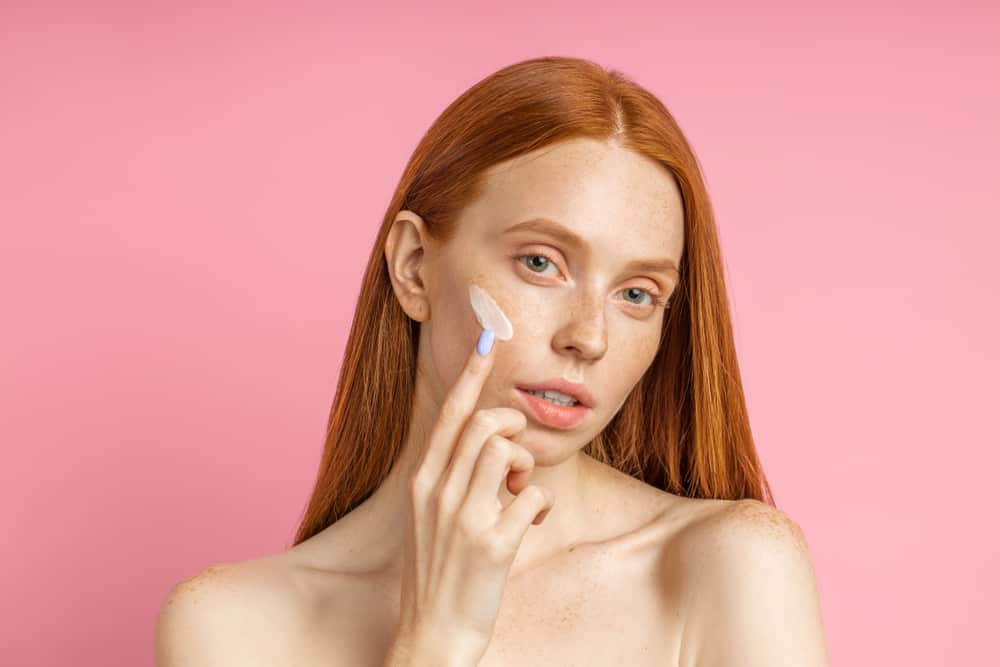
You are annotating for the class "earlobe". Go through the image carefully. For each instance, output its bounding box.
[384,210,432,322]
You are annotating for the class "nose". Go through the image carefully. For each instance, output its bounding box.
[552,292,608,361]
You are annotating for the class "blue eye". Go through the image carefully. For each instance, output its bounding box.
[517,254,671,310]
[620,287,670,309]
[517,254,560,276]
[622,287,654,306]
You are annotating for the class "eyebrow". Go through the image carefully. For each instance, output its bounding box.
[502,217,680,277]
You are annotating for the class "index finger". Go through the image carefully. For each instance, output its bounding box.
[417,328,497,481]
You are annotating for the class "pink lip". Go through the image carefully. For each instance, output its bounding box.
[514,378,595,408]
[514,387,591,430]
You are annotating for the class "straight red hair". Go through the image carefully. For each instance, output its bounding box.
[292,56,774,547]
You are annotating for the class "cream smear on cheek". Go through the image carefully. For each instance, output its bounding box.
[468,283,514,340]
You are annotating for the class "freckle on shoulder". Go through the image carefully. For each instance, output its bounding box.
[178,563,230,586]
[168,555,287,603]
[165,562,238,604]
[703,498,810,557]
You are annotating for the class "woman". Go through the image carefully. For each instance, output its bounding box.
[156,56,829,666]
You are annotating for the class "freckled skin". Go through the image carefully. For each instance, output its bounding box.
[164,565,228,607]
[357,136,696,661]
[720,498,812,559]
[400,136,688,596]
[158,138,824,665]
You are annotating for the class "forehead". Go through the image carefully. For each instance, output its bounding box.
[463,137,684,259]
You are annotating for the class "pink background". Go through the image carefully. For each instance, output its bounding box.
[3,2,997,665]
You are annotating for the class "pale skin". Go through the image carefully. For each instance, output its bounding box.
[155,137,830,666]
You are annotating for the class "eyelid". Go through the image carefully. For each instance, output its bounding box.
[517,247,568,277]
[517,250,664,301]
[520,245,565,264]
[516,255,667,313]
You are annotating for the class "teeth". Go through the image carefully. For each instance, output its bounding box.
[526,388,579,406]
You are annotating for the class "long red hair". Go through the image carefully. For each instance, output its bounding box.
[292,56,774,547]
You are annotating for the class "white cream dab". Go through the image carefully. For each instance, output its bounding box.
[468,283,513,341]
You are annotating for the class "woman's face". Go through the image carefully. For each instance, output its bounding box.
[408,137,684,466]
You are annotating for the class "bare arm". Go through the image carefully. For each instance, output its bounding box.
[679,500,831,667]
[154,562,470,667]
[154,563,283,667]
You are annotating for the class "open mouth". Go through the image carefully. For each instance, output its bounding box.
[514,387,591,429]
[519,387,581,406]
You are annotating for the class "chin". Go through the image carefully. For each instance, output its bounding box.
[515,433,585,468]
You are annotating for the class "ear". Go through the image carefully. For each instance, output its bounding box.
[384,209,433,322]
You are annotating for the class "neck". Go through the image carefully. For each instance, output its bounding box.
[357,381,600,579]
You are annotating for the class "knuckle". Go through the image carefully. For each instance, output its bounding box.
[457,510,481,538]
[483,436,510,460]
[512,442,535,467]
[436,484,462,517]
[481,534,511,564]
[470,410,497,431]
[501,407,528,428]
[526,485,548,505]
[408,473,431,502]
[439,398,467,423]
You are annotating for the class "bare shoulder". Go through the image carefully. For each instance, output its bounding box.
[679,498,811,559]
[671,499,830,667]
[154,555,304,666]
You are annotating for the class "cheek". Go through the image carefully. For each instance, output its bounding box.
[468,271,529,330]
[425,278,480,383]
[630,331,662,372]
[604,330,661,395]
[468,271,557,346]
[636,330,662,364]
[428,272,524,381]
[463,274,538,386]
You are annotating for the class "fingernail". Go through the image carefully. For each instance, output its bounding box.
[476,329,495,355]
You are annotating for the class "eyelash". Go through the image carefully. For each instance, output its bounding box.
[515,253,672,309]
